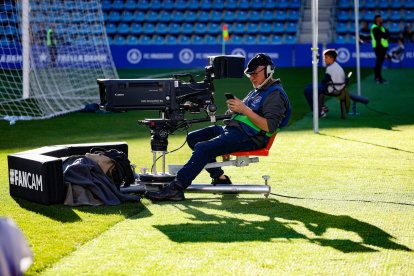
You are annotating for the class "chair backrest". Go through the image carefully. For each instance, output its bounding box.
[230,133,278,157]
[329,71,352,97]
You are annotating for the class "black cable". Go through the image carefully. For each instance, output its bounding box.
[364,104,391,115]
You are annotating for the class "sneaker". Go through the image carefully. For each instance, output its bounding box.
[322,105,329,113]
[211,175,232,185]
[319,111,327,118]
[145,180,185,201]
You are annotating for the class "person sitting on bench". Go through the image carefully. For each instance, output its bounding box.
[145,53,292,201]
[303,49,346,118]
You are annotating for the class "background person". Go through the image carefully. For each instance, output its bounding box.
[303,49,346,118]
[402,23,414,43]
[359,20,371,43]
[370,14,389,84]
[145,54,291,201]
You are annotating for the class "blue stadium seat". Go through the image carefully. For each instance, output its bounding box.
[278,0,289,9]
[336,22,348,34]
[165,35,178,44]
[260,23,272,34]
[286,22,298,34]
[238,0,250,9]
[244,35,256,44]
[158,11,171,22]
[156,23,169,34]
[207,23,221,34]
[262,10,274,21]
[246,23,259,34]
[134,11,146,22]
[212,0,225,10]
[169,23,181,35]
[205,35,217,44]
[210,10,223,22]
[390,1,402,9]
[232,22,246,34]
[404,10,414,21]
[200,0,212,10]
[287,10,300,21]
[106,36,112,45]
[172,11,185,22]
[270,35,282,44]
[146,10,159,22]
[140,35,153,45]
[179,35,191,44]
[223,11,236,22]
[337,10,350,22]
[9,13,18,24]
[181,23,194,34]
[101,0,112,11]
[194,23,207,34]
[75,36,89,46]
[3,1,14,11]
[198,11,210,22]
[117,23,130,35]
[78,25,91,35]
[224,0,238,9]
[192,35,204,44]
[175,0,188,10]
[284,35,297,44]
[152,35,164,45]
[251,0,263,10]
[90,36,104,45]
[0,13,8,23]
[124,0,137,10]
[338,0,351,9]
[405,0,414,8]
[126,35,139,45]
[275,10,287,22]
[137,0,150,10]
[113,35,126,45]
[380,10,389,21]
[348,35,356,43]
[55,24,66,35]
[263,0,276,9]
[389,22,401,35]
[0,36,11,46]
[249,10,261,22]
[229,35,243,44]
[105,23,117,35]
[349,24,355,33]
[363,10,375,21]
[235,10,248,21]
[365,1,376,10]
[390,10,402,22]
[3,25,16,36]
[143,23,155,34]
[335,34,348,43]
[149,0,162,10]
[378,0,389,10]
[91,24,103,35]
[187,0,200,10]
[257,35,269,44]
[273,22,285,34]
[112,0,124,10]
[130,23,143,35]
[290,0,301,9]
[108,11,121,22]
[185,11,197,22]
[121,11,134,22]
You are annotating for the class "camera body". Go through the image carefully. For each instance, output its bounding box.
[97,55,245,151]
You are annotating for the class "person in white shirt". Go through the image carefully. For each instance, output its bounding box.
[303,49,346,118]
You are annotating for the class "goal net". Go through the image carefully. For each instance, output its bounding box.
[0,0,118,124]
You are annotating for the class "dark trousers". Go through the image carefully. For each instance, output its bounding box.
[304,83,327,113]
[374,47,387,81]
[177,125,260,188]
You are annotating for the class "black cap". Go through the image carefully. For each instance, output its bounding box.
[245,53,273,74]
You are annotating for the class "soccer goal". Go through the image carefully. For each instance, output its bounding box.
[0,0,118,124]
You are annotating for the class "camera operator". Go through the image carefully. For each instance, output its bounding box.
[145,54,291,201]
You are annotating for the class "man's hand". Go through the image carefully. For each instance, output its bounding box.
[226,98,248,114]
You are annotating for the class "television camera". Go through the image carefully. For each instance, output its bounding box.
[97,55,245,182]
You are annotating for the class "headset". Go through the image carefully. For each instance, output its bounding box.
[256,53,275,78]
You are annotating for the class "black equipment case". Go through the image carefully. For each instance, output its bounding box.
[8,142,128,205]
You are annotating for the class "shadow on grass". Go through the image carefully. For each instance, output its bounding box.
[15,197,143,222]
[154,198,411,253]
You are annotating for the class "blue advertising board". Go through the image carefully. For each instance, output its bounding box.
[1,43,414,69]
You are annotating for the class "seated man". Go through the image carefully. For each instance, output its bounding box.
[303,49,346,118]
[145,53,292,201]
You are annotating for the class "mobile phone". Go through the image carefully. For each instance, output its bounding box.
[225,93,234,100]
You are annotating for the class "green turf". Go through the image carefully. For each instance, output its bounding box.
[1,68,413,275]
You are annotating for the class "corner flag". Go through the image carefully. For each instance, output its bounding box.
[222,24,229,54]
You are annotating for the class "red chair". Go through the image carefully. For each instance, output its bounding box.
[229,133,277,157]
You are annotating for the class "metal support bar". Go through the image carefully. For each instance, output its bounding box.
[186,184,270,194]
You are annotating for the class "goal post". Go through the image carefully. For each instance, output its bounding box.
[0,0,118,124]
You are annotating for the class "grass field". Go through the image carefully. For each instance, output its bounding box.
[1,67,413,275]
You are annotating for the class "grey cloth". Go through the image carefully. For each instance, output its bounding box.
[63,156,140,206]
[0,218,33,276]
